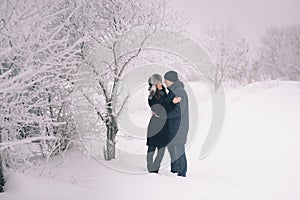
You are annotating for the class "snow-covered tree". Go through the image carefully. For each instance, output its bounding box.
[0,0,90,190]
[200,23,252,89]
[78,0,184,160]
[257,24,300,80]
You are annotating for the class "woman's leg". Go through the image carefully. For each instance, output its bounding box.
[153,147,166,172]
[146,146,156,172]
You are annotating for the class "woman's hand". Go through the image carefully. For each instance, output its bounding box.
[172,96,182,104]
[152,112,160,117]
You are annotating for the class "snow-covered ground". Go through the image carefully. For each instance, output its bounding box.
[1,81,300,200]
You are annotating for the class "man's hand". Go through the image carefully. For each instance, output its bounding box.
[172,96,182,104]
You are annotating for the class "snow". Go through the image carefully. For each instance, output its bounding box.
[1,81,300,200]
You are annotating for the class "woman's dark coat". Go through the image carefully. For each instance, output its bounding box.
[147,87,169,148]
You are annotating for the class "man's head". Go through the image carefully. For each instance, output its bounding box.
[164,70,178,87]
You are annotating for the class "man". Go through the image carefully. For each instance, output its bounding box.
[164,70,189,177]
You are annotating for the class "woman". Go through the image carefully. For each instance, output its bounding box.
[146,74,180,173]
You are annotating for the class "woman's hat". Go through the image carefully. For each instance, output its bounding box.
[148,74,162,86]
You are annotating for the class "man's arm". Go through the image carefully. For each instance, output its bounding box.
[167,88,187,119]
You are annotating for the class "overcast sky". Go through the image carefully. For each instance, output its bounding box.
[167,0,300,45]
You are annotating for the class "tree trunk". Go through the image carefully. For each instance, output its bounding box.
[105,136,116,160]
[0,153,4,193]
[103,112,118,160]
[0,132,4,192]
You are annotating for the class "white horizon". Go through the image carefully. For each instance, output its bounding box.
[168,0,300,46]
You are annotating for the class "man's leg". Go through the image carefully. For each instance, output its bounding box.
[167,144,178,173]
[146,146,156,172]
[175,144,187,177]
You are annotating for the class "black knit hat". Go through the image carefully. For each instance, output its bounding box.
[164,71,178,82]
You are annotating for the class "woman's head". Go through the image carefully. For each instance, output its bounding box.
[148,74,163,89]
[148,74,165,100]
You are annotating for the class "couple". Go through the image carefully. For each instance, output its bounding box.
[146,70,189,177]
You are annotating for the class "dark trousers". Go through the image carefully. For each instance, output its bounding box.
[168,144,187,176]
[146,146,166,172]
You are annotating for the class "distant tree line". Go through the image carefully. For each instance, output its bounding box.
[200,23,300,90]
